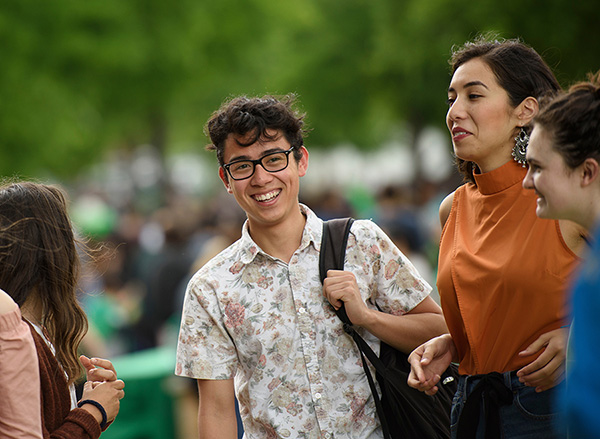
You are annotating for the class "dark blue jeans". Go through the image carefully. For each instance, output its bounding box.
[450,371,566,439]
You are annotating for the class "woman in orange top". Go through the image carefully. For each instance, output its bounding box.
[407,36,586,438]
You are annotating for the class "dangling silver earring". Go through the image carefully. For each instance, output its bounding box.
[512,128,529,167]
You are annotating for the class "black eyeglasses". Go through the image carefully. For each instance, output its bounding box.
[222,147,296,180]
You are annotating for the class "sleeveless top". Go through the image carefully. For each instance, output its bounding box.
[438,160,579,375]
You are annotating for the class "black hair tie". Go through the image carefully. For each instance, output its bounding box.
[77,399,108,430]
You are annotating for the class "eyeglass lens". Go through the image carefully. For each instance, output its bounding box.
[227,150,291,180]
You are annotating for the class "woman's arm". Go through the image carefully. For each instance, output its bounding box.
[0,288,43,439]
[439,191,455,229]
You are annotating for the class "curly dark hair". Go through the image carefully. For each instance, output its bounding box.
[534,71,600,169]
[449,35,561,184]
[205,94,309,167]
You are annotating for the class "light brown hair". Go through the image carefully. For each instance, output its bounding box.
[0,181,88,384]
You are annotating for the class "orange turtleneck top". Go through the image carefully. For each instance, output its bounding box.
[437,160,579,376]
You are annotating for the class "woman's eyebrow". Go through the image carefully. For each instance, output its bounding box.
[448,80,489,93]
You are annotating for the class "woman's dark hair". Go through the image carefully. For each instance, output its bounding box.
[534,71,600,169]
[205,94,309,167]
[449,35,561,184]
[0,181,88,384]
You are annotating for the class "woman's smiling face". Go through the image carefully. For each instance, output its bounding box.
[523,125,581,221]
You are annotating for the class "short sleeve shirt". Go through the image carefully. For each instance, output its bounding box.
[175,205,431,439]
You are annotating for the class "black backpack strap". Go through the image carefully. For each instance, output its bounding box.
[319,218,387,368]
[319,218,354,282]
[319,218,354,325]
[319,218,391,439]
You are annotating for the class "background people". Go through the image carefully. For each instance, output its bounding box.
[175,95,447,438]
[522,72,600,437]
[407,36,585,438]
[0,181,125,438]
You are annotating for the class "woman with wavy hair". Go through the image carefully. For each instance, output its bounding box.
[0,181,124,438]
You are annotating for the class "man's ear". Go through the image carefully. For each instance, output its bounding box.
[297,146,309,177]
[581,158,600,187]
[516,97,539,126]
[219,167,233,193]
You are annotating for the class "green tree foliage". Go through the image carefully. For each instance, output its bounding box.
[0,0,598,179]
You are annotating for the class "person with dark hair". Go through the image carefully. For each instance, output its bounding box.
[175,94,447,438]
[522,72,600,437]
[407,36,586,438]
[0,181,125,438]
[0,287,42,438]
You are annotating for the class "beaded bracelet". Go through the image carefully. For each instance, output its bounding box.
[77,399,108,430]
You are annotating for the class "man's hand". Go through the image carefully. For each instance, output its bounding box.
[322,270,373,326]
[407,334,457,396]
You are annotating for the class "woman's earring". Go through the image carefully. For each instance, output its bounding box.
[512,128,529,167]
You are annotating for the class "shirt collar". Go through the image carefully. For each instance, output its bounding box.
[238,204,323,265]
[300,204,324,252]
[473,159,527,195]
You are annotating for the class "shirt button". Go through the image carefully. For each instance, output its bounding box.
[314,392,322,399]
[298,307,306,314]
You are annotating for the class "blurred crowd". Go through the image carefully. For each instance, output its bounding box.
[70,147,457,361]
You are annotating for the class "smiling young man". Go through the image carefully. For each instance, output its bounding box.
[175,95,447,439]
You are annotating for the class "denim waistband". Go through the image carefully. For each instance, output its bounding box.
[458,370,519,393]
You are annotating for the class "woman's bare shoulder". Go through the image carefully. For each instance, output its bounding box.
[439,191,456,228]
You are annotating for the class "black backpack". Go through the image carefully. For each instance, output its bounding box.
[319,218,458,439]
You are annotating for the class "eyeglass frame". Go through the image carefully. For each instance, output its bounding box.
[222,146,297,181]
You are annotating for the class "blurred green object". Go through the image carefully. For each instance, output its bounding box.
[70,196,118,239]
[100,345,177,439]
[346,185,377,219]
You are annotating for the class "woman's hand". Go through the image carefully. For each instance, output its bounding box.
[517,327,568,392]
[407,334,457,396]
[80,355,118,383]
[79,379,125,424]
[79,355,125,425]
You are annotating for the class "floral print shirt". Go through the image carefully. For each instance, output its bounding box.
[175,205,431,439]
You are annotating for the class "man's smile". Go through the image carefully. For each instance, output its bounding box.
[253,189,281,202]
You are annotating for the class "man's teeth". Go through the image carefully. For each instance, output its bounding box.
[255,190,279,201]
[454,131,468,136]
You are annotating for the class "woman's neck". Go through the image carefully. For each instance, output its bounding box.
[20,293,44,326]
[474,151,513,175]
